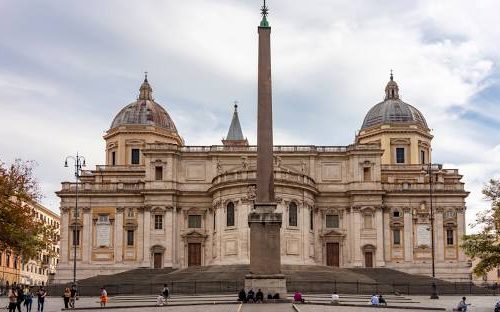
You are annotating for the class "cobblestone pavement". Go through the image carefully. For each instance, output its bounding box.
[240,303,294,311]
[1,295,499,312]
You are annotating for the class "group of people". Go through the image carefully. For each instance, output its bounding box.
[62,285,78,309]
[237,288,266,303]
[369,293,387,306]
[6,284,45,312]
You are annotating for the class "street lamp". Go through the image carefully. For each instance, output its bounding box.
[64,153,86,287]
[422,163,442,300]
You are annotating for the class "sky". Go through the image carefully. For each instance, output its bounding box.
[0,0,499,232]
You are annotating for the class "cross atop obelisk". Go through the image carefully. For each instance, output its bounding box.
[246,0,287,299]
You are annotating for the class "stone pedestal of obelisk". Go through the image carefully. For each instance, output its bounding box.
[244,3,287,299]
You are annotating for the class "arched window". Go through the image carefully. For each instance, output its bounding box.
[289,202,298,227]
[226,202,235,227]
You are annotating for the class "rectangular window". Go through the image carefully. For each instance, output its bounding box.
[396,147,405,164]
[420,150,425,164]
[72,230,80,246]
[393,229,401,245]
[131,148,140,165]
[188,215,202,228]
[13,256,18,269]
[155,166,163,180]
[127,230,134,246]
[98,215,109,222]
[326,215,340,228]
[363,167,371,181]
[310,209,314,231]
[154,215,163,230]
[6,253,10,267]
[446,229,454,245]
[0,252,2,266]
[363,214,373,229]
[111,151,116,166]
[497,267,500,278]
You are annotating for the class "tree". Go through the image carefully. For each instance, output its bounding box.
[0,159,57,261]
[462,179,500,277]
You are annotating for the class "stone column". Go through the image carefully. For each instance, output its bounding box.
[375,208,385,266]
[60,208,70,263]
[82,207,92,263]
[114,207,124,263]
[142,206,151,267]
[403,208,414,262]
[434,209,444,262]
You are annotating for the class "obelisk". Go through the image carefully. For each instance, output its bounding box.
[245,0,287,299]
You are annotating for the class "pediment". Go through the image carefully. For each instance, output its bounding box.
[320,229,345,237]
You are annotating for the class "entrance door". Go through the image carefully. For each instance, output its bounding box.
[364,252,373,268]
[326,243,340,267]
[188,243,202,266]
[153,253,162,269]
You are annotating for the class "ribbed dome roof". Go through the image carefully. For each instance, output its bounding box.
[361,75,428,130]
[110,77,178,133]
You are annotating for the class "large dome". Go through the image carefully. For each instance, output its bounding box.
[361,76,428,130]
[110,77,178,133]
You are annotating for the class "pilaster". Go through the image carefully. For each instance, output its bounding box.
[375,208,385,266]
[82,207,92,263]
[142,206,151,267]
[60,207,70,263]
[435,208,444,262]
[403,207,413,262]
[456,208,467,262]
[114,207,124,263]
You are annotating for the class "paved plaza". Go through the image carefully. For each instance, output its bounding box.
[1,295,499,312]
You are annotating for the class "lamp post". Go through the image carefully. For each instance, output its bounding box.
[422,163,442,299]
[64,153,86,287]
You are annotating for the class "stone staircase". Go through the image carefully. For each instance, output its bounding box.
[60,265,492,296]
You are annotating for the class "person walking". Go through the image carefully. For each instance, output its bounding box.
[99,287,108,308]
[36,287,46,312]
[8,286,17,312]
[16,286,24,312]
[24,289,33,312]
[63,287,71,309]
[69,285,77,309]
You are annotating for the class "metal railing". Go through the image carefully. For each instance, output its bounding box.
[31,280,499,297]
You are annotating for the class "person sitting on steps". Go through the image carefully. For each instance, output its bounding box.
[246,289,255,303]
[238,289,247,303]
[255,289,264,303]
[378,294,387,306]
[293,291,305,304]
[331,291,340,305]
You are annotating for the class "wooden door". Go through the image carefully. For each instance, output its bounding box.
[153,253,162,269]
[326,243,340,267]
[188,243,201,266]
[365,252,373,268]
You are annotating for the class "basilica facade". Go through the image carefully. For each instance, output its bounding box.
[54,72,470,283]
